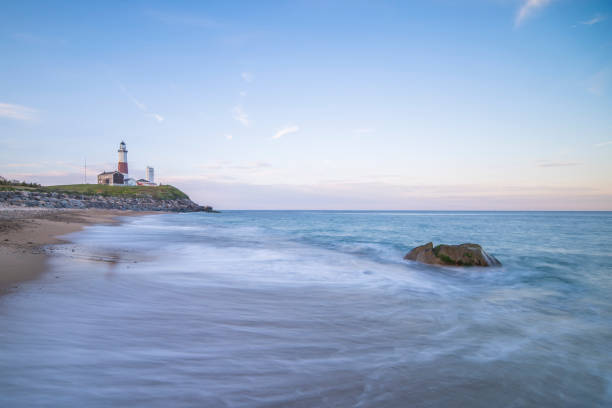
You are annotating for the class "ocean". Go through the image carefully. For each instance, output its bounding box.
[1,211,611,407]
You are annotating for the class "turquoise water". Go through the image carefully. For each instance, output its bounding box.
[1,211,611,407]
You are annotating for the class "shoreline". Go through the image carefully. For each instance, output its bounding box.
[0,207,156,294]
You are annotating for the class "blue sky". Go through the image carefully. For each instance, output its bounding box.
[1,0,611,209]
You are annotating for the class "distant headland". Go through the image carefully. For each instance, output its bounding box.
[0,182,214,212]
[0,141,216,212]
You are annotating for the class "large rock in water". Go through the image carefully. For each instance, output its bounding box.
[404,242,501,267]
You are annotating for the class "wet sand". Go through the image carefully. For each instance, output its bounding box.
[0,207,154,293]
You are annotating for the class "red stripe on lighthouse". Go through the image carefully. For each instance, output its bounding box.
[118,162,128,174]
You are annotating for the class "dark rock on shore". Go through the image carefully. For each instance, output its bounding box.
[0,190,217,213]
[404,242,501,267]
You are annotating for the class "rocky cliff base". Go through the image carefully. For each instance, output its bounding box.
[0,191,214,212]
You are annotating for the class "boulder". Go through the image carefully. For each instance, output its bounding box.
[404,242,501,267]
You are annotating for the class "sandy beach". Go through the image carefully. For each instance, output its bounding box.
[0,207,152,293]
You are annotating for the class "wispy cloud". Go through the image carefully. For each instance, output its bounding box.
[0,162,44,169]
[353,128,375,134]
[0,160,113,173]
[241,72,253,83]
[225,134,233,140]
[595,140,612,147]
[232,105,249,126]
[126,93,146,111]
[581,14,607,26]
[0,102,37,121]
[537,161,582,168]
[119,84,145,109]
[273,125,299,139]
[515,0,553,27]
[119,84,164,123]
[148,113,165,123]
[196,160,271,171]
[230,161,272,170]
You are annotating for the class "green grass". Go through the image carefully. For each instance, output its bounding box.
[0,184,189,200]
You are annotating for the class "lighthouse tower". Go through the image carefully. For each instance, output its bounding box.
[118,141,128,174]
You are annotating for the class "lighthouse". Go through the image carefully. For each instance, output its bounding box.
[118,141,128,174]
